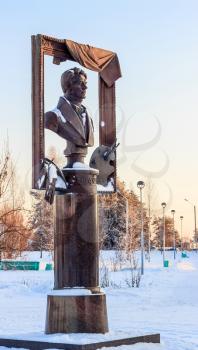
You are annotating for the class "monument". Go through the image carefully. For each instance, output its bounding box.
[0,34,160,349]
[31,35,123,335]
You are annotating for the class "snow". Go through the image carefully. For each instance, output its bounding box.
[48,288,92,296]
[48,164,67,190]
[55,176,67,189]
[0,250,197,349]
[48,163,58,180]
[37,174,45,189]
[63,162,99,173]
[5,251,53,262]
[72,162,91,170]
[97,178,114,192]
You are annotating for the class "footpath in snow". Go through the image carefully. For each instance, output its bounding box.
[0,250,197,350]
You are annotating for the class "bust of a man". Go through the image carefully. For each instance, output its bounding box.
[45,67,94,167]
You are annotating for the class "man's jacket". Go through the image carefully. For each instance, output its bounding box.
[45,97,94,156]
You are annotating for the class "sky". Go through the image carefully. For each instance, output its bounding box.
[0,0,198,238]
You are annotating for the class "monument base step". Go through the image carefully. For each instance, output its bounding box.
[0,333,160,350]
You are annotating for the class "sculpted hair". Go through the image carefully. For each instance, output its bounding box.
[61,67,87,93]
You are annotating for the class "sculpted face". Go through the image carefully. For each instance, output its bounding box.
[67,74,87,103]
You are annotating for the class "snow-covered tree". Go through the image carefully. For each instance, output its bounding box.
[98,191,125,249]
[98,179,149,251]
[152,216,180,249]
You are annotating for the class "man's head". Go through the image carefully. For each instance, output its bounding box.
[61,67,87,103]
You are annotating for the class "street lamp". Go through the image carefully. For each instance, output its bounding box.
[161,202,166,266]
[0,224,5,261]
[180,216,184,251]
[171,210,176,259]
[184,198,197,247]
[137,180,145,275]
[37,228,44,259]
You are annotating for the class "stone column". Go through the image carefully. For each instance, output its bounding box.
[54,169,99,289]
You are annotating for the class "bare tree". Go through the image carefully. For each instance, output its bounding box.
[28,191,54,256]
[0,143,29,259]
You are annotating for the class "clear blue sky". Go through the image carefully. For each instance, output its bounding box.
[1,0,198,238]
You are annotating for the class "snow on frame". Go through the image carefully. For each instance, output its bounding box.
[0,250,198,349]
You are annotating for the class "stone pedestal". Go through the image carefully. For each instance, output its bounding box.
[53,169,99,289]
[45,168,108,334]
[45,292,108,334]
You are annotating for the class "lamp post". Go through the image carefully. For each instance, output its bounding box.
[137,180,145,275]
[180,216,184,251]
[0,224,4,262]
[148,207,151,263]
[184,198,197,248]
[161,202,166,266]
[37,228,44,259]
[171,210,176,259]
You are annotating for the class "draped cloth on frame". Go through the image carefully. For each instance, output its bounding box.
[65,39,121,146]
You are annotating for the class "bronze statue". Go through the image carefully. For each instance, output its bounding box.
[42,67,115,203]
[45,67,94,167]
[44,66,119,190]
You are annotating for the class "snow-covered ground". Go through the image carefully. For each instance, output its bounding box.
[0,250,197,350]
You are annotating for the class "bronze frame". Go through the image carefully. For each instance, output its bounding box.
[32,34,117,191]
